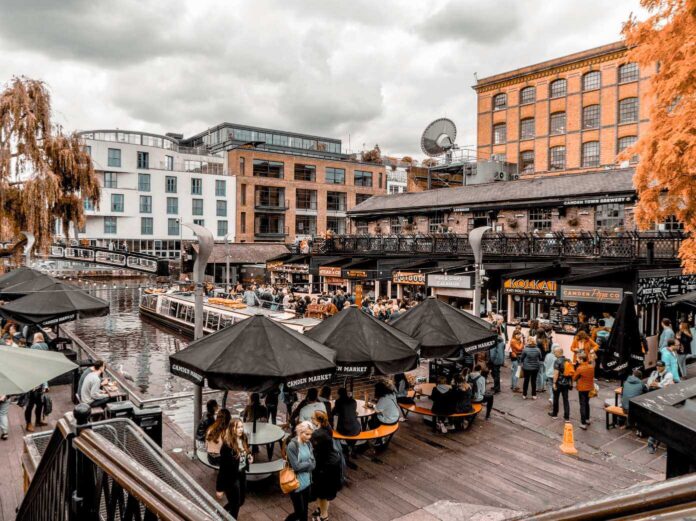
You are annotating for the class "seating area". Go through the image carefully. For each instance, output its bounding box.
[605,405,628,429]
[400,403,482,430]
[332,422,399,442]
[195,448,286,476]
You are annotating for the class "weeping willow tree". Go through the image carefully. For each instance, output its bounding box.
[0,77,100,252]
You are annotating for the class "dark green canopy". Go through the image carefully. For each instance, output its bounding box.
[0,267,41,291]
[0,272,57,300]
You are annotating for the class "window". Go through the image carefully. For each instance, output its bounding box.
[165,176,177,193]
[138,173,151,192]
[582,105,600,129]
[519,150,535,173]
[296,189,317,210]
[327,191,346,211]
[658,216,684,231]
[139,195,152,213]
[240,184,246,205]
[166,197,178,215]
[104,217,117,234]
[618,98,639,124]
[378,172,383,189]
[617,135,639,163]
[168,219,180,236]
[217,220,228,237]
[520,118,535,140]
[528,208,552,231]
[192,199,204,216]
[104,172,117,188]
[549,146,566,170]
[354,170,373,187]
[326,217,346,234]
[296,215,317,236]
[356,220,369,234]
[193,219,204,227]
[255,186,285,208]
[107,148,121,167]
[581,141,600,167]
[520,86,535,105]
[141,217,153,235]
[111,194,124,212]
[191,178,202,195]
[83,198,94,211]
[493,123,507,144]
[253,159,284,178]
[165,155,174,171]
[137,151,149,169]
[240,212,246,233]
[390,217,402,234]
[549,79,567,98]
[491,153,506,162]
[255,214,285,236]
[356,193,372,205]
[618,62,639,83]
[239,157,245,176]
[582,71,601,91]
[294,164,316,182]
[84,145,91,156]
[429,214,445,233]
[550,112,566,134]
[215,180,226,197]
[493,93,507,110]
[326,167,345,184]
[595,203,624,232]
[216,200,227,217]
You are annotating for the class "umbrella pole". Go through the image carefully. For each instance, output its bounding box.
[222,390,228,409]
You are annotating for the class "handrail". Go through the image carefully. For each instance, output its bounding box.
[74,429,217,521]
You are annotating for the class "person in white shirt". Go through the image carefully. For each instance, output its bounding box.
[602,312,615,329]
[647,361,675,389]
[80,360,110,408]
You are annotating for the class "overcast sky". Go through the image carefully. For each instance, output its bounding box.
[0,0,645,159]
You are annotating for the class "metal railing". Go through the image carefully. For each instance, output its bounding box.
[313,231,684,260]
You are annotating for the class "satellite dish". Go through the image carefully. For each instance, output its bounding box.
[421,118,457,157]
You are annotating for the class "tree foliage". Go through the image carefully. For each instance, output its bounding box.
[622,0,696,270]
[361,144,382,163]
[0,77,100,250]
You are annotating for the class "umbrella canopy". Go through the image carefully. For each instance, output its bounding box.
[169,315,336,392]
[306,306,420,376]
[390,297,497,359]
[605,293,643,376]
[0,272,57,300]
[0,345,78,395]
[0,281,109,326]
[0,267,41,291]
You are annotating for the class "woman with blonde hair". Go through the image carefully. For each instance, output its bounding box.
[205,408,231,466]
[310,411,343,521]
[215,418,252,517]
[285,421,316,521]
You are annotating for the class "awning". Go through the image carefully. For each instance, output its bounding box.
[267,254,309,265]
[502,263,568,280]
[663,291,696,309]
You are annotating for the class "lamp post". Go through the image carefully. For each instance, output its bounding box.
[182,222,213,456]
[19,231,35,266]
[468,226,491,317]
[224,232,234,293]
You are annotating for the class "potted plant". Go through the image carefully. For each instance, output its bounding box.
[567,216,580,227]
[506,217,519,230]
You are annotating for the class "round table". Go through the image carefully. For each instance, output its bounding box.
[244,422,285,446]
[414,383,435,398]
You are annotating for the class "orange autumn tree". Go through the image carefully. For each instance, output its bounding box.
[622,0,696,271]
[0,77,100,251]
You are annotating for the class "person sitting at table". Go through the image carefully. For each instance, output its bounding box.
[429,375,453,433]
[242,393,268,424]
[80,359,110,408]
[263,385,280,425]
[291,388,327,425]
[570,331,598,364]
[196,399,219,445]
[449,374,473,431]
[206,408,231,466]
[621,368,646,424]
[368,381,400,431]
[332,387,360,470]
[215,417,252,518]
[318,385,333,418]
[394,373,415,405]
[468,365,495,419]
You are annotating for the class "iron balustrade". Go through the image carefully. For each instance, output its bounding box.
[313,232,684,260]
[49,244,169,275]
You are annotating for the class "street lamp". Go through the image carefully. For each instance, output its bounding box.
[469,226,491,317]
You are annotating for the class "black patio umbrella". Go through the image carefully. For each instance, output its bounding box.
[0,267,41,290]
[604,293,644,377]
[389,297,497,359]
[169,315,336,393]
[0,272,57,300]
[0,281,109,326]
[305,306,420,377]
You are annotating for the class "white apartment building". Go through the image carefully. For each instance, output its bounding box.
[59,130,234,259]
[386,167,408,194]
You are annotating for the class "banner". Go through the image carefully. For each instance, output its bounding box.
[319,266,342,277]
[392,271,426,285]
[559,285,623,304]
[427,274,472,289]
[503,278,557,297]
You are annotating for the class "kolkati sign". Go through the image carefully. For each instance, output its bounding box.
[392,271,426,285]
[559,285,624,304]
[427,274,473,289]
[503,278,557,297]
[319,266,342,277]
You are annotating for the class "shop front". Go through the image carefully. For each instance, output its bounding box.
[319,265,348,293]
[427,273,474,312]
[391,271,426,301]
[267,257,311,292]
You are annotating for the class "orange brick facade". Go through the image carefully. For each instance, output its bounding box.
[474,41,655,175]
[228,149,386,243]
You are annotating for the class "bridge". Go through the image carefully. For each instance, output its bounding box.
[47,244,170,275]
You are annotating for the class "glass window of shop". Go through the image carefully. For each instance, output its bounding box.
[429,214,445,233]
[595,203,624,232]
[529,208,552,232]
[296,215,317,235]
[390,217,402,234]
[327,216,346,234]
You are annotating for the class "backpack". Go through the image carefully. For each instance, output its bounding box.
[42,394,53,416]
[563,359,576,378]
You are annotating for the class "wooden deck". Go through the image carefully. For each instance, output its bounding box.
[2,363,677,521]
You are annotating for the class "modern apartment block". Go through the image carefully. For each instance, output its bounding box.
[474,41,655,175]
[65,130,232,258]
[182,123,387,243]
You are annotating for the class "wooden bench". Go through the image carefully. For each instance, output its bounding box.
[195,449,285,477]
[605,405,628,429]
[332,422,399,448]
[74,393,105,421]
[399,403,482,431]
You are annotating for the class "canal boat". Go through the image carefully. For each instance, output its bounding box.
[139,291,320,335]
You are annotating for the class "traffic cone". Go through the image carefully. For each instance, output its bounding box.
[560,421,578,455]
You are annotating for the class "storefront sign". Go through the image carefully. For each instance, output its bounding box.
[563,195,633,206]
[266,260,283,270]
[325,277,347,285]
[345,269,368,279]
[503,278,557,297]
[269,263,309,274]
[392,271,426,285]
[559,285,623,304]
[453,207,470,213]
[319,266,342,277]
[427,274,473,289]
[636,273,696,305]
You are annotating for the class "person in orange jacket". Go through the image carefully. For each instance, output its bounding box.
[570,331,598,364]
[572,352,595,429]
[509,330,525,392]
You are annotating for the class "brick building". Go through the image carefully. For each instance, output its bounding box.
[474,41,655,175]
[182,123,386,243]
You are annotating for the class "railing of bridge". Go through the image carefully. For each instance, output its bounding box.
[313,231,684,260]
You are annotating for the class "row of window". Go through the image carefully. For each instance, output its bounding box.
[103,148,223,174]
[516,136,638,172]
[199,126,342,154]
[101,194,229,217]
[103,173,226,196]
[103,217,229,237]
[249,160,383,188]
[492,63,640,109]
[239,184,371,210]
[492,98,639,144]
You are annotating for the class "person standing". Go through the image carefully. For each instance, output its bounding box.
[573,352,595,429]
[468,365,494,419]
[519,338,543,400]
[570,331,598,364]
[215,418,252,518]
[676,321,692,379]
[659,318,675,350]
[310,411,343,521]
[509,330,524,392]
[488,334,505,394]
[285,421,316,521]
[549,348,572,421]
[543,345,560,403]
[332,387,360,470]
[660,339,681,384]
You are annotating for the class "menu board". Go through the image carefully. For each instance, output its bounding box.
[550,301,579,334]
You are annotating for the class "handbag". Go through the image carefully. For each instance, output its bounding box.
[515,365,524,379]
[589,383,599,399]
[279,459,300,494]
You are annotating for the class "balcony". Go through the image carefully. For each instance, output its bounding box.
[255,198,290,212]
[254,226,289,239]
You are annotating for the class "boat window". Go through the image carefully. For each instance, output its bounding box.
[176,304,187,320]
[184,305,194,323]
[220,316,235,329]
[205,312,220,330]
[168,301,179,317]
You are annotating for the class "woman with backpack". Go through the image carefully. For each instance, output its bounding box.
[549,346,572,421]
[310,411,344,521]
